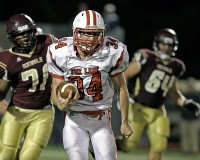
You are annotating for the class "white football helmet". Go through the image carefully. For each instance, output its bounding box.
[73,10,106,53]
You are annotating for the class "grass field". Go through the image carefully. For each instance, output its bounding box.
[39,145,200,160]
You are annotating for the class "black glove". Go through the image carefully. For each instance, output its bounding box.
[183,99,200,116]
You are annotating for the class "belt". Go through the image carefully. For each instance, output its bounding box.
[69,110,106,120]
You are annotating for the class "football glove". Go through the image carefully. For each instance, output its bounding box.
[183,99,200,116]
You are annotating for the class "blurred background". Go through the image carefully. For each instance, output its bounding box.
[1,0,200,78]
[1,0,200,157]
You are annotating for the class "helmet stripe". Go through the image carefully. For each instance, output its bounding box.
[92,10,97,26]
[85,10,90,26]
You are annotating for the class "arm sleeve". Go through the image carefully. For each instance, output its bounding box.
[46,46,65,80]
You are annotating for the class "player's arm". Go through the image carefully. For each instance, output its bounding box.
[124,60,141,82]
[124,49,147,82]
[111,72,133,139]
[168,79,200,116]
[0,99,8,115]
[0,79,10,101]
[50,77,64,108]
[49,34,58,43]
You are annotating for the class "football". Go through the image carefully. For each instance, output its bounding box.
[56,82,78,99]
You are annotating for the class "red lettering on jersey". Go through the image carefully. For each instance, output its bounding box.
[84,67,99,74]
[71,69,82,75]
[55,38,67,49]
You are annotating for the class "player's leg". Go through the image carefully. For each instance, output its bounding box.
[0,107,26,160]
[19,106,55,160]
[86,92,120,160]
[88,110,118,160]
[146,107,170,160]
[116,102,146,152]
[63,111,91,160]
[63,124,90,160]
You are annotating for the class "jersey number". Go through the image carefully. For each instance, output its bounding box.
[69,72,103,102]
[21,64,49,92]
[144,70,175,97]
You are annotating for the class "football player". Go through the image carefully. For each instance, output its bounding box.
[117,28,200,160]
[0,13,57,160]
[46,10,133,160]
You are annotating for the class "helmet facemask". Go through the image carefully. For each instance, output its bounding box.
[153,28,178,60]
[72,10,106,55]
[74,28,105,53]
[8,29,37,53]
[6,13,37,53]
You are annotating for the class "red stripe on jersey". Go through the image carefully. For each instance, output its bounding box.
[92,10,97,25]
[109,49,124,75]
[86,10,90,26]
[49,50,64,73]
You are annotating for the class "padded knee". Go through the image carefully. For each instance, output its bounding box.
[0,145,17,160]
[152,136,168,153]
[20,143,42,160]
[156,116,170,137]
[150,116,170,153]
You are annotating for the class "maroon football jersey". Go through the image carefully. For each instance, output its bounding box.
[0,34,54,109]
[133,49,185,109]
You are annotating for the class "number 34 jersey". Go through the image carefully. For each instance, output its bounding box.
[133,49,185,109]
[47,37,129,111]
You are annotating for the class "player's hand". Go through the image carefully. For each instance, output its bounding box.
[183,99,200,116]
[120,122,133,139]
[0,100,8,115]
[57,90,79,110]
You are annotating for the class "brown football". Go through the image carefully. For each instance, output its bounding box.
[56,82,78,99]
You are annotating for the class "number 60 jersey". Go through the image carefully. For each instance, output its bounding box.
[47,37,129,111]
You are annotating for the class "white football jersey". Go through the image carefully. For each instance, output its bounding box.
[47,36,129,111]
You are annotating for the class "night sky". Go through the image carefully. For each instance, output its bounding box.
[1,0,200,78]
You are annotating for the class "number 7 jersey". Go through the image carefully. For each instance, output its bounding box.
[47,37,129,111]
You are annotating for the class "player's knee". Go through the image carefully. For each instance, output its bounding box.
[116,138,138,152]
[156,116,170,137]
[67,148,88,159]
[152,136,167,153]
[151,116,169,153]
[0,145,17,160]
[20,143,42,160]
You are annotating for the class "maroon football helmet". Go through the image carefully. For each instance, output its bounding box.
[6,13,37,52]
[153,28,178,57]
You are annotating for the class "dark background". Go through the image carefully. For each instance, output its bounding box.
[1,0,200,78]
